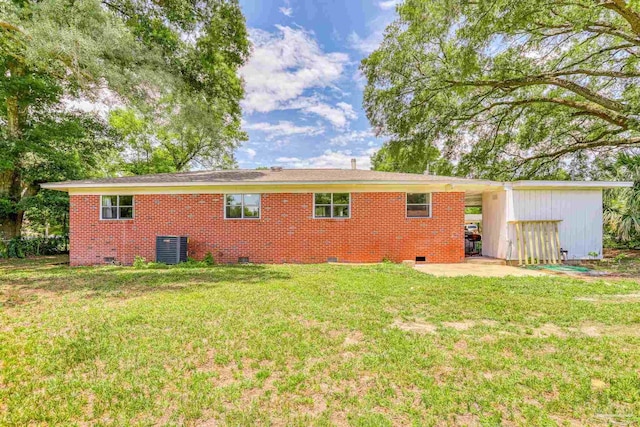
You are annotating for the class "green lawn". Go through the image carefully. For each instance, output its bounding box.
[1,257,640,426]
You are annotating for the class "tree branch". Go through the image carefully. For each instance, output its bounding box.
[523,136,640,162]
[547,69,640,78]
[597,0,640,36]
[558,43,636,70]
[469,97,630,128]
[445,75,626,112]
[584,24,640,45]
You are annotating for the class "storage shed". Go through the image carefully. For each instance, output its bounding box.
[481,181,630,262]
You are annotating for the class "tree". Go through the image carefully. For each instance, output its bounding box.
[361,0,640,179]
[602,153,640,246]
[109,93,241,175]
[22,190,70,237]
[371,139,453,175]
[1,0,249,238]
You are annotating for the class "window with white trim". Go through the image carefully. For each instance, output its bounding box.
[406,193,431,218]
[101,195,134,219]
[314,193,350,218]
[225,194,261,219]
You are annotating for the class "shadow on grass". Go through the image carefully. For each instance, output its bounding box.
[0,254,70,271]
[2,258,292,299]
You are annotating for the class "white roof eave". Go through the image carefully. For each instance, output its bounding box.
[41,179,503,190]
[507,181,634,190]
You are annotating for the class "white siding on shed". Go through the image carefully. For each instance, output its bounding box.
[509,189,603,260]
[481,191,509,259]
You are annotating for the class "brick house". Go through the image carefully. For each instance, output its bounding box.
[42,168,632,266]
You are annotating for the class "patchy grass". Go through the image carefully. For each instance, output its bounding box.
[589,249,640,278]
[1,257,640,426]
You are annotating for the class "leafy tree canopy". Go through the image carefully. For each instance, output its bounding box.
[362,0,640,179]
[371,139,453,175]
[108,93,240,176]
[599,152,640,246]
[0,0,249,237]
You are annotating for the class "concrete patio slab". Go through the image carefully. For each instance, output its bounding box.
[415,263,549,278]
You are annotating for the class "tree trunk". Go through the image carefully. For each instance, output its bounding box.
[1,64,27,240]
[1,212,23,240]
[0,169,24,240]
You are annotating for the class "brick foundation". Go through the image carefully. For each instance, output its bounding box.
[69,192,465,265]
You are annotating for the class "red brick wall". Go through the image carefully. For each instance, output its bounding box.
[69,192,465,265]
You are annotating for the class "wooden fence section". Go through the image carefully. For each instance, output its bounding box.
[509,220,562,266]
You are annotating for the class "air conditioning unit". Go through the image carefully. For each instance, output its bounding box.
[155,236,188,264]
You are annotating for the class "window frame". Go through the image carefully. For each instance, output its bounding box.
[224,193,261,220]
[405,193,432,219]
[100,195,135,220]
[313,193,351,219]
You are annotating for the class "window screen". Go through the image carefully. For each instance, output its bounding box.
[406,193,431,218]
[101,195,134,219]
[314,193,350,218]
[225,194,261,219]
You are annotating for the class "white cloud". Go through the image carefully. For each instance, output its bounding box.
[329,129,375,146]
[279,6,293,16]
[337,102,357,118]
[243,148,257,159]
[275,149,376,169]
[352,69,367,90]
[347,10,397,54]
[347,31,383,54]
[275,156,301,163]
[303,102,356,128]
[281,97,357,129]
[240,26,349,114]
[378,0,400,10]
[245,120,324,139]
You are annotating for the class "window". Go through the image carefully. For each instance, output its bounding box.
[314,193,350,218]
[225,194,260,219]
[406,193,431,218]
[101,195,134,219]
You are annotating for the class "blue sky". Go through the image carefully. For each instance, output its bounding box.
[236,0,400,169]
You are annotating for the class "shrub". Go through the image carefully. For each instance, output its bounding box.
[203,251,216,266]
[613,253,629,264]
[1,236,68,258]
[133,256,147,269]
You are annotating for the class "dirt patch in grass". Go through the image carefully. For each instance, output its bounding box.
[603,249,640,259]
[531,323,569,338]
[393,319,501,334]
[394,318,640,339]
[529,322,640,338]
[442,320,499,330]
[442,321,476,331]
[579,323,640,337]
[343,331,363,346]
[391,319,437,334]
[451,413,481,426]
[576,292,640,303]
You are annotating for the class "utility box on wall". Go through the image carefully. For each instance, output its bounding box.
[156,236,188,264]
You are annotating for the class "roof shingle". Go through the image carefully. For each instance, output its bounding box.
[43,168,497,187]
